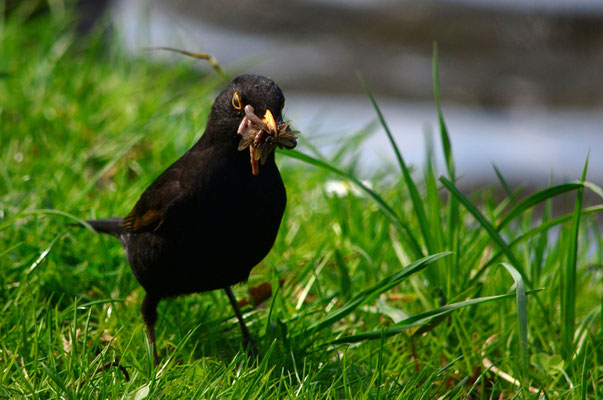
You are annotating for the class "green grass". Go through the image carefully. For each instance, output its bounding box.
[1,6,602,399]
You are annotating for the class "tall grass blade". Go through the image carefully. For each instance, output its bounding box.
[306,252,451,335]
[440,176,527,284]
[282,149,424,258]
[329,290,541,345]
[470,204,603,285]
[358,73,433,254]
[492,163,514,200]
[501,262,529,387]
[497,183,582,230]
[424,142,444,286]
[41,363,75,399]
[334,250,352,299]
[580,340,588,400]
[561,157,588,360]
[532,175,554,283]
[146,47,228,78]
[583,181,603,199]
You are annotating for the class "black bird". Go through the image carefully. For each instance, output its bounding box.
[85,74,297,363]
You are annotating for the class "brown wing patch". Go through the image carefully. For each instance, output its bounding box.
[122,209,163,232]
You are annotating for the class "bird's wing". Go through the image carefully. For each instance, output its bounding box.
[122,147,213,233]
[122,173,183,233]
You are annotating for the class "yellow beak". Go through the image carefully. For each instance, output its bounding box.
[263,109,278,138]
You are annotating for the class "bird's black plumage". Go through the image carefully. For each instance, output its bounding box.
[85,74,296,362]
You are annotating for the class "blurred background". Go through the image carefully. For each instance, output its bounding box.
[39,0,603,185]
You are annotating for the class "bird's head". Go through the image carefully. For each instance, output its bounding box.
[206,74,297,174]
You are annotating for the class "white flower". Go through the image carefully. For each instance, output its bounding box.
[324,179,372,197]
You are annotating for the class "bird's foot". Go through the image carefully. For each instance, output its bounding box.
[243,334,259,359]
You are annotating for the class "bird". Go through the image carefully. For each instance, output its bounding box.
[84,74,297,364]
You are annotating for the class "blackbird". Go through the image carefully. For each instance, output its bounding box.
[85,74,297,363]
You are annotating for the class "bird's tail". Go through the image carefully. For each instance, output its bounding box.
[86,217,125,237]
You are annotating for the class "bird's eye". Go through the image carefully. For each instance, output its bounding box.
[232,92,242,110]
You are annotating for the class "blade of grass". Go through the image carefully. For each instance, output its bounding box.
[583,181,603,199]
[146,47,227,78]
[440,176,528,285]
[496,183,582,230]
[561,156,588,360]
[41,363,75,399]
[412,285,481,337]
[424,134,444,287]
[329,290,541,345]
[282,149,423,258]
[580,340,588,400]
[532,175,554,284]
[334,250,352,299]
[358,72,433,255]
[501,262,529,387]
[492,163,514,200]
[306,252,451,335]
[470,204,603,286]
[294,247,330,310]
[0,208,92,231]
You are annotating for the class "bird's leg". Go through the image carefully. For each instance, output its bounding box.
[224,286,258,357]
[141,294,160,365]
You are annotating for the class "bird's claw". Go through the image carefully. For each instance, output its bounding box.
[244,334,259,359]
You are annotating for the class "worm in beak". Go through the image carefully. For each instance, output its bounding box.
[237,105,298,175]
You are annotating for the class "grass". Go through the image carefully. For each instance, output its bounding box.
[1,6,602,399]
